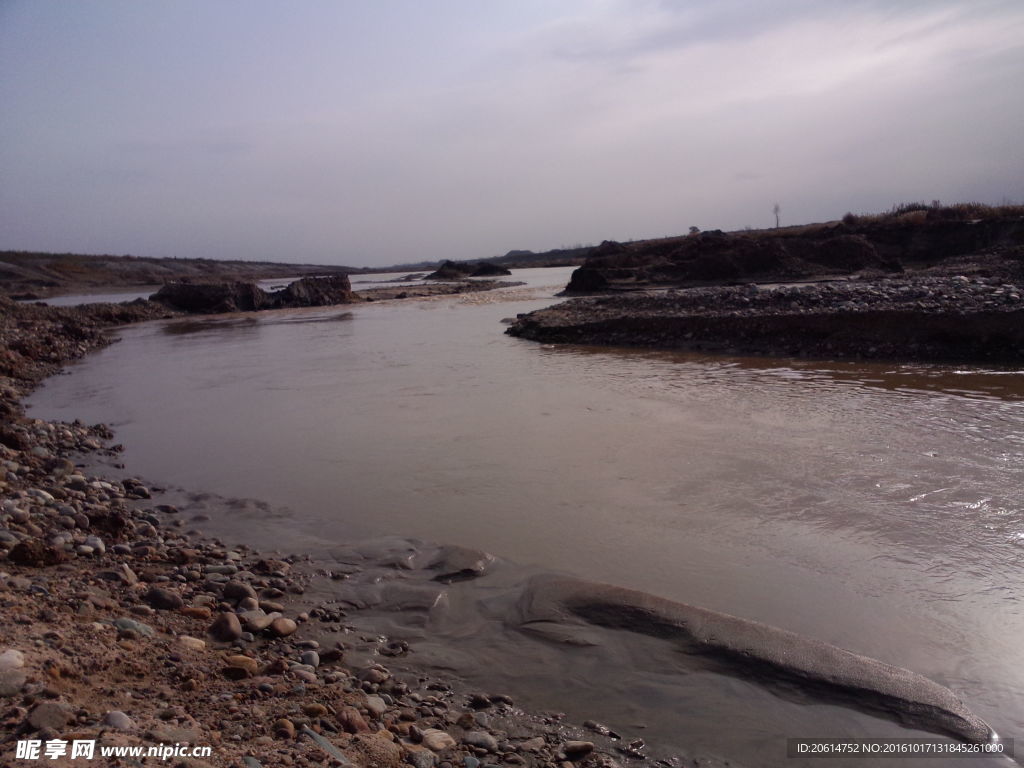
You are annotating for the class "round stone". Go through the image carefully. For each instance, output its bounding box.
[102,710,135,731]
[268,617,297,637]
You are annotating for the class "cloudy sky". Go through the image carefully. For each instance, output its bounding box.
[1,1,1022,267]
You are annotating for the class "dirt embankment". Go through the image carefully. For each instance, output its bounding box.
[1,295,678,767]
[562,215,1024,294]
[508,209,1024,363]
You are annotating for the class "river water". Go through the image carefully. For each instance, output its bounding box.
[27,267,1024,765]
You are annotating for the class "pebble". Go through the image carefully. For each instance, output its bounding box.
[238,596,260,611]
[300,650,320,668]
[177,635,206,651]
[113,617,154,637]
[0,669,26,696]
[463,731,499,752]
[223,580,258,601]
[209,612,243,642]
[421,728,457,751]
[269,617,297,637]
[407,748,438,768]
[239,609,276,632]
[0,649,25,671]
[364,694,387,718]
[144,586,184,610]
[519,737,545,753]
[27,701,72,731]
[273,718,296,739]
[337,705,370,734]
[224,654,259,677]
[102,710,135,730]
[562,741,595,757]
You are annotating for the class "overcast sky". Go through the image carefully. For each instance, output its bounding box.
[1,1,1022,267]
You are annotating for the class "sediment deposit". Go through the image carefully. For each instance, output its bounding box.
[508,275,1024,363]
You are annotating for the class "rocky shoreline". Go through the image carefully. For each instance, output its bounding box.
[1,296,687,767]
[506,274,1024,364]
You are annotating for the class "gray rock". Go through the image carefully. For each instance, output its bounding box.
[0,669,26,697]
[0,649,25,672]
[113,617,154,637]
[103,710,135,731]
[27,701,72,731]
[84,535,105,554]
[407,750,437,768]
[239,610,276,632]
[237,596,260,612]
[464,731,499,752]
[0,529,20,545]
[421,729,456,752]
[363,695,386,718]
[300,650,320,668]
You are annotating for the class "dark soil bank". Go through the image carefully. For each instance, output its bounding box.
[507,275,1024,364]
[562,214,1024,293]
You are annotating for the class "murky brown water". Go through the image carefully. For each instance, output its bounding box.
[28,267,1024,765]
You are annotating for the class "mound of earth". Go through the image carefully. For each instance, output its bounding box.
[426,261,512,279]
[564,216,1024,294]
[150,275,356,313]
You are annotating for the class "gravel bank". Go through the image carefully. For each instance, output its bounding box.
[507,275,1024,364]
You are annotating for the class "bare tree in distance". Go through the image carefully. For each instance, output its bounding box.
[773,202,781,229]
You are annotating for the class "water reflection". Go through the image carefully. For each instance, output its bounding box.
[162,310,354,337]
[162,316,261,336]
[536,343,1024,401]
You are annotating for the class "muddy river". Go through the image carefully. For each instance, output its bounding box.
[27,267,1024,765]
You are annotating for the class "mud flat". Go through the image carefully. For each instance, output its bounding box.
[507,275,1024,364]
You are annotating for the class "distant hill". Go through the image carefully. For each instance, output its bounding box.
[379,245,592,274]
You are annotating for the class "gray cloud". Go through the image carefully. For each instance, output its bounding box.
[1,1,1022,265]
